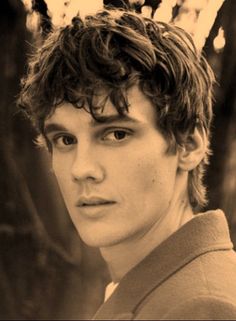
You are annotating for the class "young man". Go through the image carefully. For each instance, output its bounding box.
[19,8,236,320]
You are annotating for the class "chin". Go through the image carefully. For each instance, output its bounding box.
[79,235,118,248]
[77,229,127,248]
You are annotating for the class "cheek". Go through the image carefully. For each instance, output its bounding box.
[52,156,64,181]
[124,154,178,201]
[134,157,163,188]
[52,155,73,196]
[135,161,157,191]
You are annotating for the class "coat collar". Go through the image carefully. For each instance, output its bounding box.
[93,210,233,320]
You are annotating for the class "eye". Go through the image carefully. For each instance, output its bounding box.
[51,134,77,150]
[60,135,75,145]
[103,129,131,142]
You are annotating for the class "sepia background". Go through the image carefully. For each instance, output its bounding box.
[0,0,236,319]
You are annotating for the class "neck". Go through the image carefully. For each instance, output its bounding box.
[100,190,194,283]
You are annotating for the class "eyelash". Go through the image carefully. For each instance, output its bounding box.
[101,128,133,143]
[50,134,77,149]
[48,127,133,151]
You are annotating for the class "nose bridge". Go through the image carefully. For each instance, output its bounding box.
[71,138,104,182]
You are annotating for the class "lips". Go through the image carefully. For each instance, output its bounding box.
[76,197,116,207]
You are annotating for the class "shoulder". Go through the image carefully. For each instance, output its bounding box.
[134,250,236,319]
[135,290,236,320]
[162,295,236,320]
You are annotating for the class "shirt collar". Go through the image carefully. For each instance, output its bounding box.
[104,282,119,302]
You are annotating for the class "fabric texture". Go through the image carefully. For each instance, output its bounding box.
[93,210,236,320]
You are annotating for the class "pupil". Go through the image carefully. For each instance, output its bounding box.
[114,131,125,140]
[63,136,73,145]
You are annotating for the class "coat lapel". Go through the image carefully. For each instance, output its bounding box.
[93,210,233,320]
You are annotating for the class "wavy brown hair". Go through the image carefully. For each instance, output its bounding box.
[18,8,215,210]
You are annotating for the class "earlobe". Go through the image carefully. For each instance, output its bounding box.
[178,127,207,171]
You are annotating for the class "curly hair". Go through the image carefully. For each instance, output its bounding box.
[18,8,215,210]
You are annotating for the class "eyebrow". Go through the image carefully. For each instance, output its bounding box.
[44,114,139,135]
[43,124,69,136]
[90,114,139,125]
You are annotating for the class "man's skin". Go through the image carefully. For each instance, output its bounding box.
[44,85,206,282]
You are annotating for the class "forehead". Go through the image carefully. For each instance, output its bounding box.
[44,85,157,129]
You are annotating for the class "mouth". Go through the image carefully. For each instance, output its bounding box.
[76,197,116,207]
[79,202,115,207]
[75,197,116,218]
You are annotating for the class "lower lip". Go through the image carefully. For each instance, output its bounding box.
[77,203,116,218]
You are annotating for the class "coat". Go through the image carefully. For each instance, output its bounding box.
[93,210,236,320]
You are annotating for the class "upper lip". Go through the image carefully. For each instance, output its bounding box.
[76,196,116,207]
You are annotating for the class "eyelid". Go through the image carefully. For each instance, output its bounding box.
[45,130,65,139]
[46,131,73,140]
[47,132,77,149]
[100,126,133,135]
[100,127,134,142]
[100,126,134,133]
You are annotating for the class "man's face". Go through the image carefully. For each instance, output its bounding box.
[44,86,180,248]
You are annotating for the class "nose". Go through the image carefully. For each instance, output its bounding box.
[71,144,105,184]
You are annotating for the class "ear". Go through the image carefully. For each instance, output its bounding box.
[177,127,207,171]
